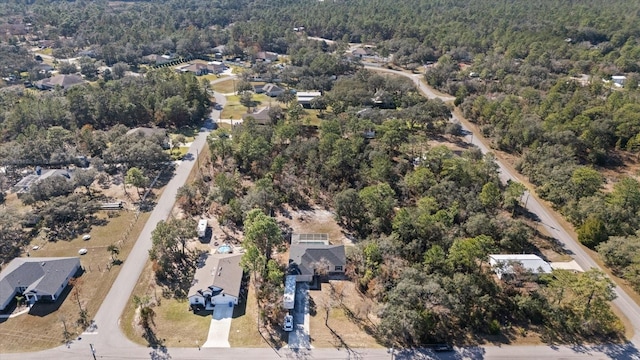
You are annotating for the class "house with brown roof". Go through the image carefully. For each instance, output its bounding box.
[188,252,244,311]
[34,74,86,90]
[0,257,81,311]
[256,51,278,62]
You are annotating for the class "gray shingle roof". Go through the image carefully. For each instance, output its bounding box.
[188,253,244,299]
[0,257,81,309]
[289,244,345,276]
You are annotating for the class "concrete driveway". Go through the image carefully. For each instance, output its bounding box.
[287,283,311,349]
[202,305,233,348]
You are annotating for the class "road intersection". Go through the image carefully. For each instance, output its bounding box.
[4,71,640,359]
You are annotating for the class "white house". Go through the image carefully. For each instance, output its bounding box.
[489,254,552,280]
[188,252,244,311]
[296,91,322,108]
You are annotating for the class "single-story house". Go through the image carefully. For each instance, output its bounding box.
[296,91,322,108]
[242,106,273,125]
[142,54,177,66]
[256,51,278,62]
[126,127,170,149]
[12,167,72,194]
[259,83,285,97]
[188,252,244,311]
[288,234,345,286]
[178,63,210,76]
[207,61,227,74]
[489,254,552,280]
[0,257,81,311]
[34,74,86,90]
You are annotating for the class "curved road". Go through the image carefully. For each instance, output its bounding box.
[4,69,640,359]
[366,65,640,350]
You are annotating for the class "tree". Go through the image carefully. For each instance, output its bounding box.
[577,216,608,248]
[479,182,501,210]
[243,209,283,261]
[73,168,98,197]
[240,91,255,112]
[107,244,120,263]
[359,183,396,234]
[570,167,603,200]
[125,167,149,200]
[334,188,367,234]
[503,180,526,213]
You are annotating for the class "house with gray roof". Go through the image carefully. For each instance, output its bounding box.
[188,252,244,311]
[288,237,346,286]
[0,257,81,311]
[12,167,72,195]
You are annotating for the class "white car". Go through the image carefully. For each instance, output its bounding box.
[78,248,88,255]
[32,245,40,250]
[283,314,294,332]
[82,234,91,241]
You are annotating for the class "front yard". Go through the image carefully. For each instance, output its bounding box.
[0,210,151,353]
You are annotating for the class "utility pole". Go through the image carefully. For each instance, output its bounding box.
[89,343,96,360]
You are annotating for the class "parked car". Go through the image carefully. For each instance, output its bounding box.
[283,314,294,332]
[82,234,91,241]
[78,248,88,255]
[432,344,453,352]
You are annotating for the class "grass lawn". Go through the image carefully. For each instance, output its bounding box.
[221,93,276,120]
[169,128,198,143]
[308,281,382,349]
[228,283,270,347]
[0,210,151,353]
[210,79,237,94]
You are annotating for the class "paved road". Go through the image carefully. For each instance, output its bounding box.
[365,65,640,350]
[4,70,640,359]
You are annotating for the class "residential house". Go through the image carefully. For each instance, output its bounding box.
[142,54,177,66]
[288,234,346,287]
[0,257,81,311]
[256,51,278,62]
[179,63,210,76]
[207,61,227,74]
[13,167,72,195]
[34,74,86,91]
[188,252,244,311]
[488,254,552,280]
[296,91,322,108]
[126,127,170,149]
[262,83,285,97]
[242,106,273,125]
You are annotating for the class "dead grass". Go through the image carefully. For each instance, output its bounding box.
[275,205,348,246]
[308,280,382,348]
[228,283,269,347]
[221,94,276,120]
[210,79,237,94]
[0,211,150,353]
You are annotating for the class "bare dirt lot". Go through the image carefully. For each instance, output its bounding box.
[308,280,382,348]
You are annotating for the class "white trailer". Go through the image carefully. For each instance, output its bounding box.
[197,219,207,238]
[283,275,296,310]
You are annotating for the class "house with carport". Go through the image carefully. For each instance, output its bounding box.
[288,234,346,288]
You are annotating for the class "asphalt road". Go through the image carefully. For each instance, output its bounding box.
[365,65,640,352]
[4,69,640,359]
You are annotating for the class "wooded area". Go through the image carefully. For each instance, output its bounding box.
[0,0,638,347]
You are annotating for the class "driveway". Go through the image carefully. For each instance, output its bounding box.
[288,283,311,349]
[202,305,233,348]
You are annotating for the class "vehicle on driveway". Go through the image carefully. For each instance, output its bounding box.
[283,314,294,332]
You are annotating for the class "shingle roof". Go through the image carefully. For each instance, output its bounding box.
[35,74,85,89]
[0,257,80,309]
[188,253,244,299]
[289,244,345,276]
